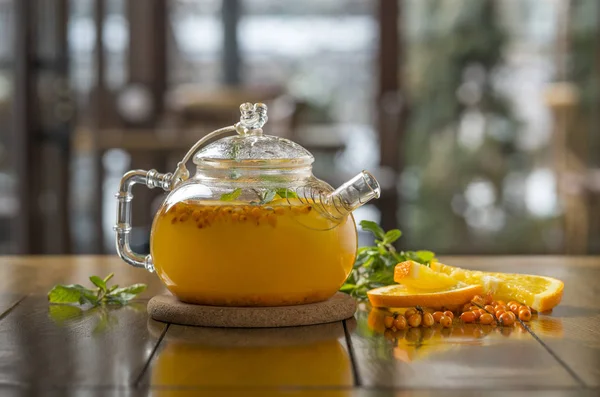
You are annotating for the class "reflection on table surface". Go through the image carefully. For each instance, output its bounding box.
[147,320,354,395]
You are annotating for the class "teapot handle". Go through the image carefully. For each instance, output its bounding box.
[114,169,172,272]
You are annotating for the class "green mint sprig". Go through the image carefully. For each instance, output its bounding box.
[340,221,436,299]
[48,273,147,306]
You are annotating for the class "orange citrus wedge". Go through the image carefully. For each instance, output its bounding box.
[367,284,483,309]
[429,262,564,312]
[394,260,459,290]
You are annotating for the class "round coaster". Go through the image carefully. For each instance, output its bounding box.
[148,292,357,328]
[147,318,357,346]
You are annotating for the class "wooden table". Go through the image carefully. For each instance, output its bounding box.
[0,256,598,396]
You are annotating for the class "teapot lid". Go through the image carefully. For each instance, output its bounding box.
[193,103,314,169]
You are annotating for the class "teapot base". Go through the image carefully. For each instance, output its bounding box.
[148,292,356,328]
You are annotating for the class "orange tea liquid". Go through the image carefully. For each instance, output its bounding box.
[151,199,357,306]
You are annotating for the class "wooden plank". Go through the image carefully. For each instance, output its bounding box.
[0,256,166,387]
[0,296,165,387]
[140,322,353,389]
[347,256,593,389]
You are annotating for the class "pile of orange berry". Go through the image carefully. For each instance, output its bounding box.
[459,295,533,327]
[166,201,314,229]
[382,295,534,332]
[383,307,454,331]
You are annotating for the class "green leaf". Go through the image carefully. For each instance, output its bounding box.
[416,250,435,264]
[103,273,114,283]
[360,220,385,240]
[48,285,83,304]
[108,284,147,303]
[383,229,402,244]
[339,284,356,293]
[89,276,106,292]
[260,190,277,204]
[220,188,242,201]
[275,188,298,199]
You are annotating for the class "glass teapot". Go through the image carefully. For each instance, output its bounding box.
[115,103,380,306]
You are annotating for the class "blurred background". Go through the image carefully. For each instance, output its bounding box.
[0,0,598,256]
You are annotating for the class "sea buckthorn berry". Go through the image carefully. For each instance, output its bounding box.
[506,311,516,322]
[267,213,277,227]
[499,312,515,326]
[462,303,472,313]
[239,214,247,222]
[490,301,497,306]
[422,312,435,327]
[440,316,452,328]
[432,311,445,323]
[394,316,407,330]
[171,216,178,224]
[471,295,485,306]
[443,311,454,320]
[519,305,529,313]
[478,309,487,317]
[231,214,239,222]
[407,313,422,328]
[480,313,494,325]
[495,309,506,319]
[439,315,452,328]
[469,306,480,312]
[484,305,495,313]
[471,310,481,320]
[250,208,261,218]
[509,303,520,314]
[300,205,312,214]
[460,312,476,323]
[179,213,190,222]
[496,300,506,307]
[518,309,532,322]
[405,308,417,318]
[384,316,395,329]
[507,301,519,308]
[191,210,201,221]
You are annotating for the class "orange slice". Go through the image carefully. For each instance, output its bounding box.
[430,262,564,312]
[367,284,483,309]
[394,260,459,290]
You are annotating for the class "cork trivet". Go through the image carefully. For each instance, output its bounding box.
[147,318,357,346]
[148,292,356,328]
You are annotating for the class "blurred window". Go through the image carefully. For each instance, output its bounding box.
[400,0,599,254]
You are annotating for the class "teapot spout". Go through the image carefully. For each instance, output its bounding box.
[323,171,381,220]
